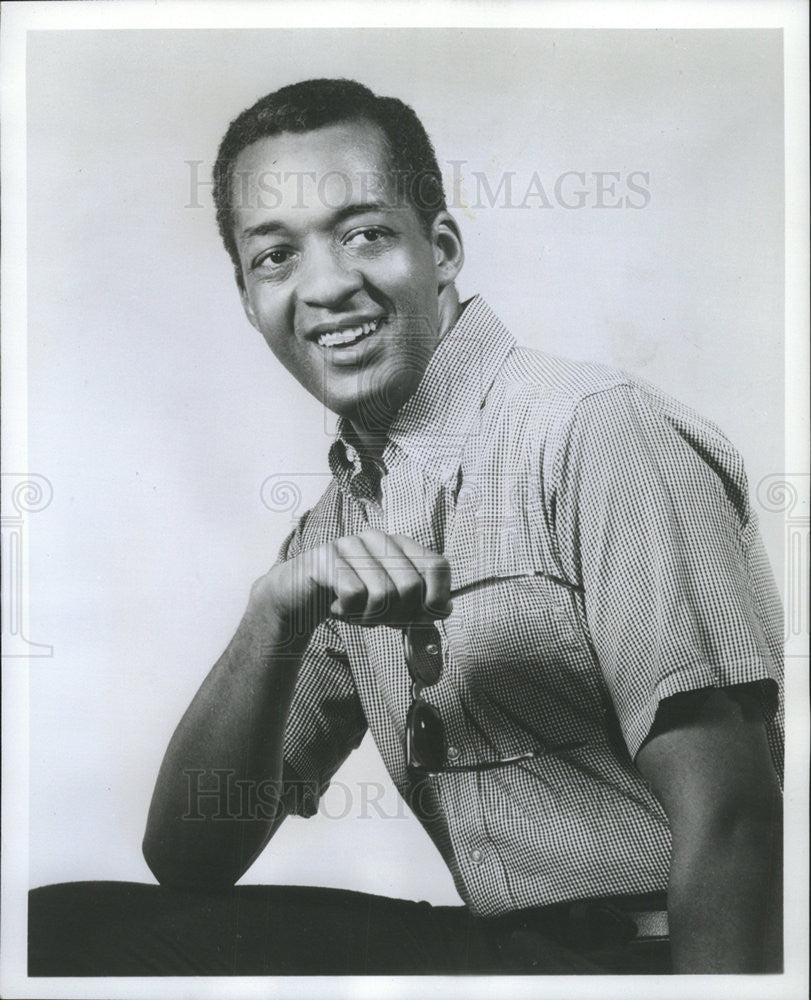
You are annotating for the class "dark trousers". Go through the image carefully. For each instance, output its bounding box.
[28,881,671,976]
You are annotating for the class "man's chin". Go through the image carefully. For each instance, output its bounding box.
[331,401,397,436]
[325,379,419,432]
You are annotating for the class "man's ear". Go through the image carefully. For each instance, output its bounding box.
[430,212,464,291]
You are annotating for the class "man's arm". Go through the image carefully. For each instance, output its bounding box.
[142,530,451,889]
[635,684,782,973]
[141,601,307,890]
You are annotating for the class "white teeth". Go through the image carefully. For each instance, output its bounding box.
[317,317,383,347]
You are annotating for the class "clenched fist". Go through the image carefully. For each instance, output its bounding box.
[250,530,452,638]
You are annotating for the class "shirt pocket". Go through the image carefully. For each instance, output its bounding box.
[441,569,606,755]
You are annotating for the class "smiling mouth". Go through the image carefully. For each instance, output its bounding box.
[316,317,385,348]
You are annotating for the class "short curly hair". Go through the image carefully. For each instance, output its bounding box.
[213,78,447,284]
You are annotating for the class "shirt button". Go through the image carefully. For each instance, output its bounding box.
[447,745,460,760]
[469,848,483,864]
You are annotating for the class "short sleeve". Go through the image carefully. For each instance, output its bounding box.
[551,385,782,759]
[273,523,368,818]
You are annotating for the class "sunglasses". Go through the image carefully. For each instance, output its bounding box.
[403,622,447,773]
[402,618,585,776]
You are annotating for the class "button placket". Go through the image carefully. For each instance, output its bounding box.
[360,498,384,528]
[432,619,460,768]
[437,618,485,772]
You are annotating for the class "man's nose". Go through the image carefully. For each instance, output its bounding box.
[296,242,364,308]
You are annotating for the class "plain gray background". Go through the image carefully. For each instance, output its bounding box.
[26,29,784,902]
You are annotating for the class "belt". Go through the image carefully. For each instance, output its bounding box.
[490,892,669,958]
[626,907,669,940]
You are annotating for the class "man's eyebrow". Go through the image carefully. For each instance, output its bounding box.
[240,220,289,243]
[239,202,393,244]
[330,201,391,222]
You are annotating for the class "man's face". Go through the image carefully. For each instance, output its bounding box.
[232,120,451,432]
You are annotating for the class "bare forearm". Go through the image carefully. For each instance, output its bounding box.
[143,530,453,889]
[142,609,310,888]
[667,796,783,972]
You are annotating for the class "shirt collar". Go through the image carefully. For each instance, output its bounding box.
[329,296,515,486]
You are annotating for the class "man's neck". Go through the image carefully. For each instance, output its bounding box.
[347,286,463,461]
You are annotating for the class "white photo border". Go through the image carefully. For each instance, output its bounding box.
[2,2,808,999]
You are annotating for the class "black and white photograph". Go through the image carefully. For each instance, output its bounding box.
[1,2,808,998]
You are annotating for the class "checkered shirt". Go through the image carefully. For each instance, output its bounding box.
[274,296,784,917]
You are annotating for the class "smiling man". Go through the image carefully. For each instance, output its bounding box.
[232,119,461,438]
[29,78,784,977]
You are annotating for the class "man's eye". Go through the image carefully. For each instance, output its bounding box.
[346,227,388,246]
[256,249,293,269]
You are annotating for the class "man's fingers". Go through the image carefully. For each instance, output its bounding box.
[333,533,398,621]
[389,534,452,619]
[295,531,452,627]
[304,548,367,618]
[355,530,425,623]
[330,554,371,617]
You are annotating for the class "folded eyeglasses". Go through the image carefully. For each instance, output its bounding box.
[402,618,585,776]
